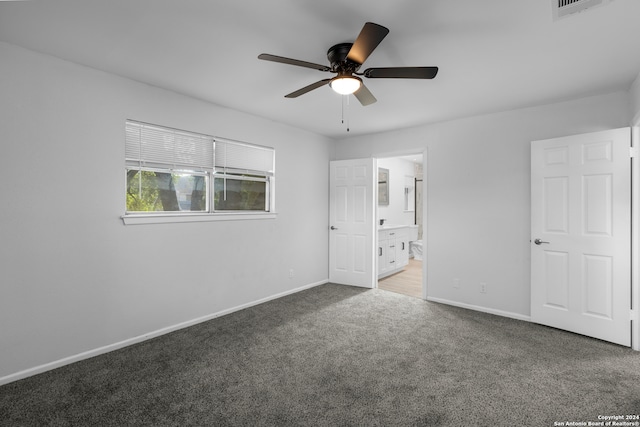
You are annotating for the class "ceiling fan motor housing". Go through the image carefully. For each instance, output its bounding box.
[327,43,360,73]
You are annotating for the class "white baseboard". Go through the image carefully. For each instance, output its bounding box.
[426,296,531,322]
[0,279,328,387]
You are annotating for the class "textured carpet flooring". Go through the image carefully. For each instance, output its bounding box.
[1,283,639,426]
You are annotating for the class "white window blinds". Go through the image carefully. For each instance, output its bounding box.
[125,121,215,171]
[125,120,275,175]
[214,138,275,175]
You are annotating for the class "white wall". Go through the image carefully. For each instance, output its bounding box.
[335,91,631,319]
[0,42,332,382]
[377,157,416,226]
[631,71,640,125]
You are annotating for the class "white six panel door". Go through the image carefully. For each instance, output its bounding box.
[531,128,631,346]
[329,159,375,288]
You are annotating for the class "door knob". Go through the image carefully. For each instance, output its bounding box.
[330,226,338,230]
[534,238,550,245]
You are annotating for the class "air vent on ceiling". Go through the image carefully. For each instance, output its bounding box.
[552,0,612,21]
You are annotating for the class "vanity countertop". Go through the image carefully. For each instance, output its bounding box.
[378,224,418,231]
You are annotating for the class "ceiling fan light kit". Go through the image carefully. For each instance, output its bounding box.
[330,75,362,95]
[258,22,438,106]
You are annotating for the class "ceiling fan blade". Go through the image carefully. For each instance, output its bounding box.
[347,22,389,65]
[363,66,439,79]
[258,53,331,72]
[353,83,377,106]
[285,79,332,98]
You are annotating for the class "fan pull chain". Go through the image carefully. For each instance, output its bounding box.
[341,95,350,132]
[346,95,350,132]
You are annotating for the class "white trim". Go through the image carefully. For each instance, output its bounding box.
[427,296,532,322]
[0,279,328,386]
[632,126,639,351]
[122,212,277,225]
[421,149,428,301]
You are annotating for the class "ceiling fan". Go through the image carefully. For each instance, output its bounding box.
[258,22,438,106]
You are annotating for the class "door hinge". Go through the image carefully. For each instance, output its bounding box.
[631,310,638,322]
[631,146,639,158]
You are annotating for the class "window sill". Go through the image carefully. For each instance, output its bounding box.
[122,212,277,225]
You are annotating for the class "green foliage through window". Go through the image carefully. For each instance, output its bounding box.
[126,169,207,212]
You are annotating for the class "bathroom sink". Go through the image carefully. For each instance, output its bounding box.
[378,224,404,230]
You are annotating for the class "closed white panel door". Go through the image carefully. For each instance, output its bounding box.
[329,159,375,288]
[531,128,631,346]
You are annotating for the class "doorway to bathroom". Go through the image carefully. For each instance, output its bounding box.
[376,153,424,299]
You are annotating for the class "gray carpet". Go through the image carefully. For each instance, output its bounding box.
[1,284,639,426]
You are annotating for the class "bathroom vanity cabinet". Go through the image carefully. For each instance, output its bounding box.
[378,226,410,278]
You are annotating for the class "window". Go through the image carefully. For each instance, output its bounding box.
[212,135,274,213]
[126,170,208,212]
[124,120,275,221]
[214,175,269,211]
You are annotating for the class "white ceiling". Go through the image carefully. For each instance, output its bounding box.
[1,0,639,139]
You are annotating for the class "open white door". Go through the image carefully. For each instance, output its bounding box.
[329,158,376,288]
[531,128,631,346]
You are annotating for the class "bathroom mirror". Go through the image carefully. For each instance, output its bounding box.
[378,168,389,205]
